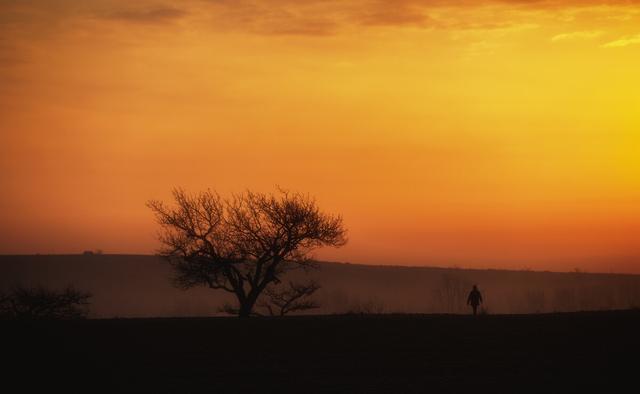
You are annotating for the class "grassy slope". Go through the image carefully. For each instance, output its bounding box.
[5,310,639,393]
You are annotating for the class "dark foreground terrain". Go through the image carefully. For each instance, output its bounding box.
[5,310,640,393]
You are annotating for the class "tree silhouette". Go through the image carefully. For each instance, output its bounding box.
[257,280,321,316]
[147,188,347,318]
[0,285,91,319]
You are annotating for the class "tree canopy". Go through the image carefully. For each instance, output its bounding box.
[147,188,347,317]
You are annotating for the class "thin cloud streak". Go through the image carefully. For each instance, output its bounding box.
[1,0,639,38]
[197,0,640,36]
[551,30,604,42]
[102,7,187,24]
[602,33,640,46]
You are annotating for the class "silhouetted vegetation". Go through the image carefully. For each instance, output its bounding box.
[147,188,347,317]
[0,285,91,320]
[257,280,321,316]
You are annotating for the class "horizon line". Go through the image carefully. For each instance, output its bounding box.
[1,253,638,277]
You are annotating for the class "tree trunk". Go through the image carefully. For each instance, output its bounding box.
[238,297,258,318]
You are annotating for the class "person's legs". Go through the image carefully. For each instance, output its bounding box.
[472,305,478,316]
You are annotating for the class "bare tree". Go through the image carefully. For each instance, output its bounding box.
[147,188,347,318]
[257,280,321,316]
[0,285,92,320]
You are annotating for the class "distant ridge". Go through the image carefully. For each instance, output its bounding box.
[2,253,638,276]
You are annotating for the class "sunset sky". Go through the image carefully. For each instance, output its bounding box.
[1,0,639,273]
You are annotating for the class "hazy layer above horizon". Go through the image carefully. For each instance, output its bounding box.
[2,254,639,318]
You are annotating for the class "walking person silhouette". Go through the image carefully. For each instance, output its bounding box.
[467,285,483,316]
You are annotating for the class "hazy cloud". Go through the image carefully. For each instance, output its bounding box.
[259,19,339,36]
[1,0,638,38]
[198,0,640,36]
[355,1,431,27]
[103,7,187,24]
[551,30,604,42]
[602,33,640,47]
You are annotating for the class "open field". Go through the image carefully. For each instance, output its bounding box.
[5,310,639,393]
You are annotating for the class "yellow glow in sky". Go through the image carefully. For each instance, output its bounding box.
[1,0,639,272]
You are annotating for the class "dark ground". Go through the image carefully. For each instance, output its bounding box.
[4,310,640,393]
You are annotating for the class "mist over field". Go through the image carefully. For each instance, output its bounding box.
[2,254,638,318]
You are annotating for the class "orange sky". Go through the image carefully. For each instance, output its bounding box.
[1,0,639,273]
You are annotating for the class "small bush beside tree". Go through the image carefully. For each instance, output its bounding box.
[0,285,92,320]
